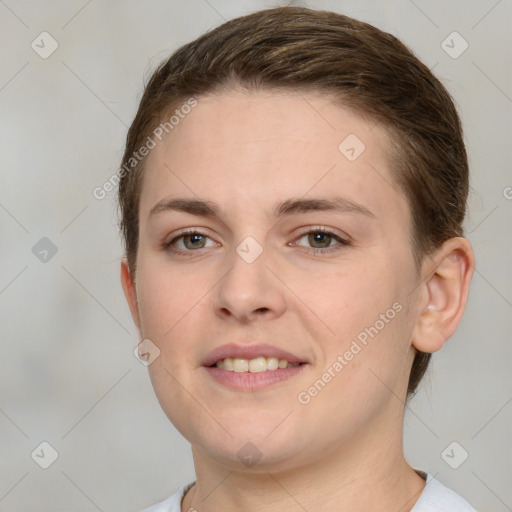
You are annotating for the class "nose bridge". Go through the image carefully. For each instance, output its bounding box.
[213,232,287,321]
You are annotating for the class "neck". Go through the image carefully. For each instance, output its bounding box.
[182,411,426,512]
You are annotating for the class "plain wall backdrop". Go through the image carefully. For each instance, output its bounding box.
[0,0,511,510]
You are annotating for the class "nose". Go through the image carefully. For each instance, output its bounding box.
[212,238,288,323]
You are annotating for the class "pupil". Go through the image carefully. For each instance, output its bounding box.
[187,234,204,248]
[310,232,330,247]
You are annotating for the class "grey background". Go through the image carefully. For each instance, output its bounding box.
[0,0,510,510]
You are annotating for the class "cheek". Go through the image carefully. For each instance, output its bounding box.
[135,254,205,337]
[134,256,219,385]
[301,260,410,381]
[293,258,397,335]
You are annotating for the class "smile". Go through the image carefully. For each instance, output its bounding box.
[202,342,308,391]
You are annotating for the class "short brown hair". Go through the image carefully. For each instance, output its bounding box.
[118,6,469,399]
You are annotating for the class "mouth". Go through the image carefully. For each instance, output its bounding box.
[202,343,308,391]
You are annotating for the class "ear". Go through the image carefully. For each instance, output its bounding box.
[120,257,142,336]
[412,237,475,353]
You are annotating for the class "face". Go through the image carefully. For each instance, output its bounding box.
[125,89,423,472]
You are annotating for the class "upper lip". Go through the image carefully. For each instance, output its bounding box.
[202,343,307,367]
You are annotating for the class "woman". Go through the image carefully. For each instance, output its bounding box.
[119,7,476,511]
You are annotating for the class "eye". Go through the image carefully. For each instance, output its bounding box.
[293,227,351,254]
[162,229,217,254]
[162,226,351,256]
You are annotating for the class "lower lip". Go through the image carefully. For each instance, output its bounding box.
[203,365,306,391]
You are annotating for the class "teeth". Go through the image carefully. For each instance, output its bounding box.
[215,356,300,372]
[233,358,248,372]
[266,357,279,371]
[249,356,267,373]
[278,359,288,369]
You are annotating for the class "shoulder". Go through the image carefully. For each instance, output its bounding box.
[413,472,478,512]
[138,482,194,512]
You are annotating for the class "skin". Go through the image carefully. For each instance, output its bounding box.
[121,88,474,512]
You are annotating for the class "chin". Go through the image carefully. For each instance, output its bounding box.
[190,422,310,471]
[199,439,307,474]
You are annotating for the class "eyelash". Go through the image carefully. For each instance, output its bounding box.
[162,227,351,256]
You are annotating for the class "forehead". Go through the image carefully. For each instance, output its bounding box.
[139,89,409,227]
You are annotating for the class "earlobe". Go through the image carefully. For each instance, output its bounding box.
[120,257,142,334]
[412,237,475,353]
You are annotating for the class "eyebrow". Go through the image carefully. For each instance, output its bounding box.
[148,196,376,220]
